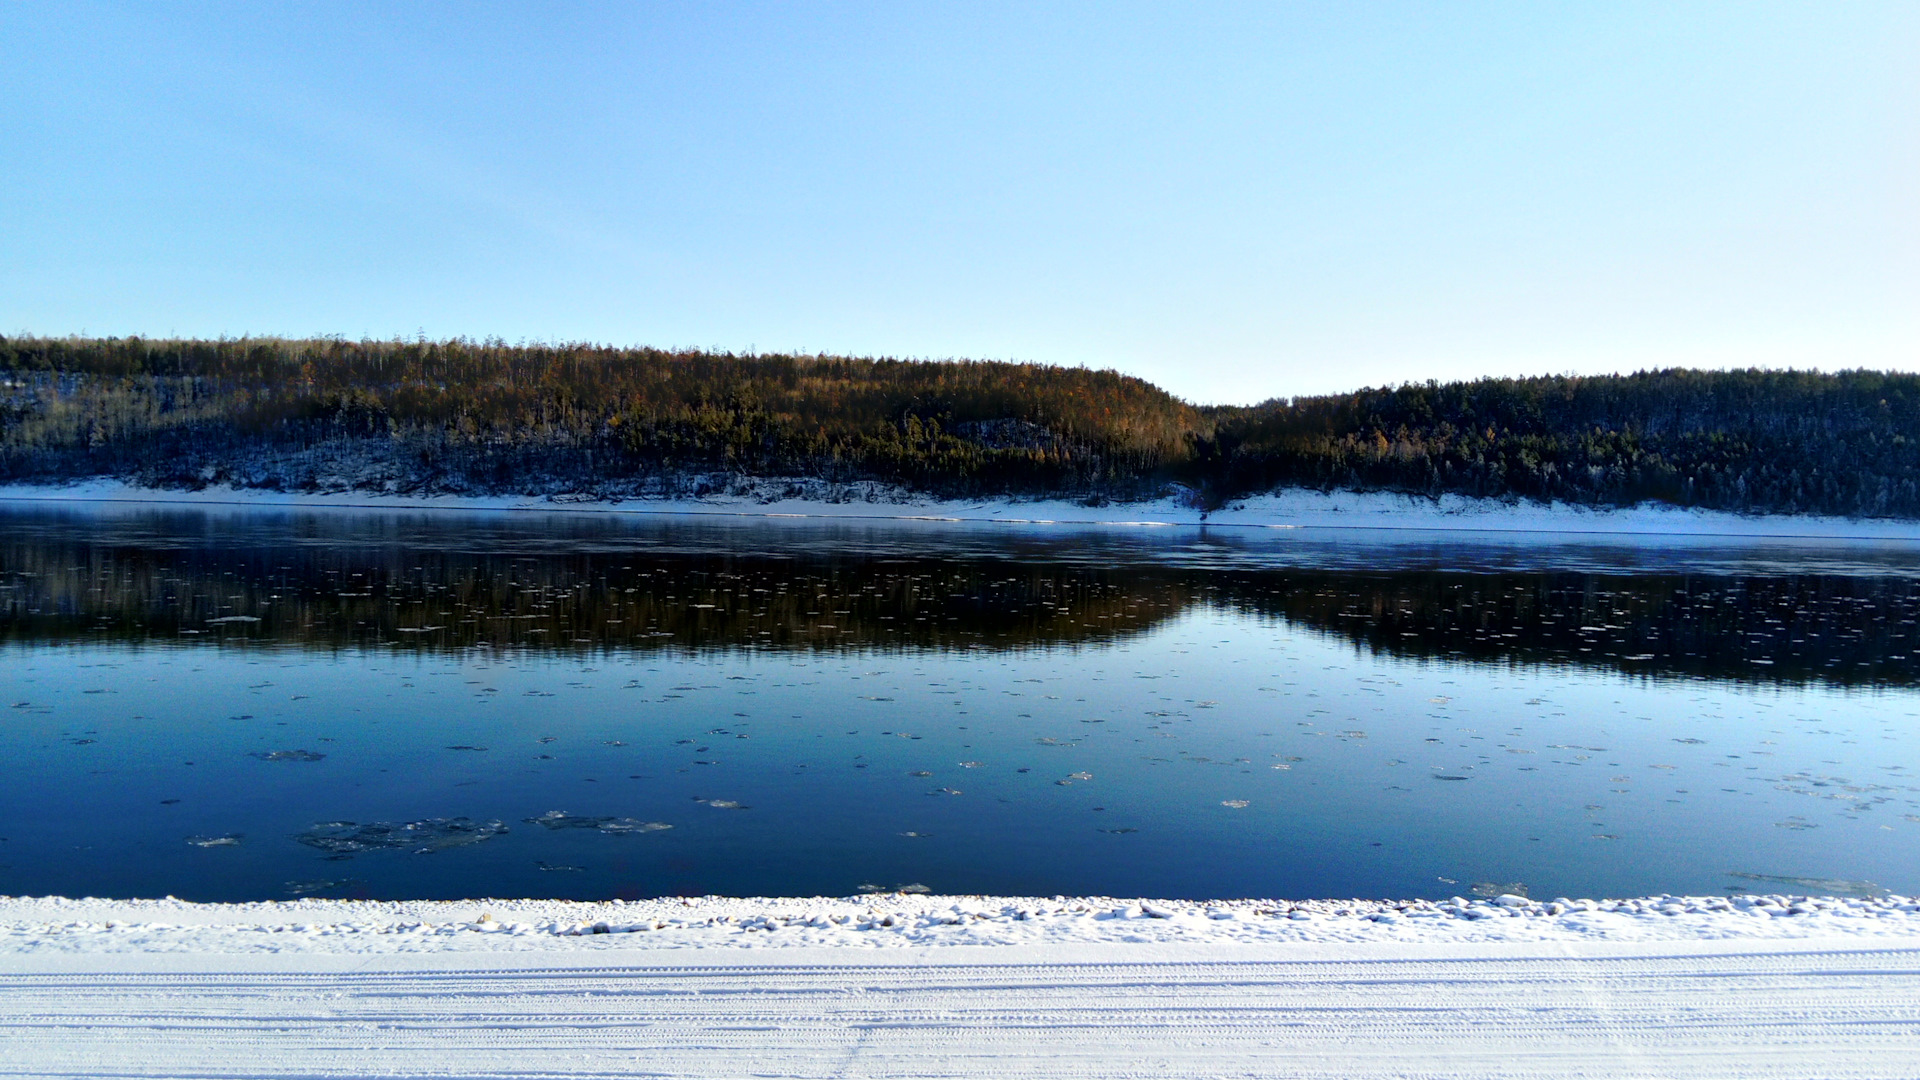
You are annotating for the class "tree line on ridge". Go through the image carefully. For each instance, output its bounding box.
[3,335,1917,517]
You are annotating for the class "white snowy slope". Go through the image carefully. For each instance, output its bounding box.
[4,894,1920,1079]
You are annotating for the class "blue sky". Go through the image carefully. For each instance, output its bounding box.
[3,2,1914,403]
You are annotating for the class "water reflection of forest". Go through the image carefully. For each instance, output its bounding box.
[5,528,1919,688]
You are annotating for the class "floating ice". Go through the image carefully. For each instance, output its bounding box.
[1728,872,1885,897]
[294,818,508,856]
[284,879,360,896]
[522,810,671,835]
[185,834,242,847]
[858,882,932,894]
[250,750,325,763]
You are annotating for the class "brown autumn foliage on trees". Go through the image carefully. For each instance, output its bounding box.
[5,335,1920,516]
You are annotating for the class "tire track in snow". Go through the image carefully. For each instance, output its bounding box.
[2,945,1918,1078]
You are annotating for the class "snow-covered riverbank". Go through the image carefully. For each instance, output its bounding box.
[6,890,1920,955]
[8,479,1920,540]
[4,894,1918,1078]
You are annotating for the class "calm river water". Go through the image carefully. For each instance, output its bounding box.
[3,502,1918,902]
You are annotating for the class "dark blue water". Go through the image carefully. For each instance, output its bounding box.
[3,502,1917,901]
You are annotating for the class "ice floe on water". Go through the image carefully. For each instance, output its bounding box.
[293,818,509,857]
[1725,872,1886,898]
[284,879,361,897]
[249,749,325,763]
[522,811,672,835]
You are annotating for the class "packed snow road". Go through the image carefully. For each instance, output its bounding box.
[5,896,1919,1077]
[4,939,1918,1079]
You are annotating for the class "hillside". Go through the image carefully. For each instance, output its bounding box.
[1210,369,1920,518]
[4,336,1919,517]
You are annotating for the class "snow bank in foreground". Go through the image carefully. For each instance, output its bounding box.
[5,892,1918,956]
[10,923,1917,1080]
[5,479,1920,540]
[11,894,1920,1078]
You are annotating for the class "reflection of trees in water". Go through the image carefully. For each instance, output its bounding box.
[1228,571,1920,688]
[4,532,1918,687]
[0,541,1191,655]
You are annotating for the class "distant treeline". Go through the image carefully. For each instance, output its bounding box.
[4,335,1919,516]
[1210,369,1920,517]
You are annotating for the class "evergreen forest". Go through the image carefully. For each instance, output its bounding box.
[3,335,1917,517]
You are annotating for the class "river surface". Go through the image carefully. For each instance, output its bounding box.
[3,501,1918,902]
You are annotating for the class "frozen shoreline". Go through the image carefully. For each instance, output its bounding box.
[4,893,1918,1079]
[5,890,1918,955]
[8,478,1920,540]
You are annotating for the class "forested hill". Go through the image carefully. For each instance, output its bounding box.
[1208,369,1920,518]
[0,336,1202,498]
[3,336,1918,518]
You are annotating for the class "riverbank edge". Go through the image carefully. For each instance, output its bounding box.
[4,890,1917,955]
[7,480,1920,540]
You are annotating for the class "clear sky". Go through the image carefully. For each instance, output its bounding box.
[3,2,1914,403]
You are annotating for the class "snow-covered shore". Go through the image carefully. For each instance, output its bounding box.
[4,894,1918,1078]
[9,479,1920,540]
[5,890,1920,955]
